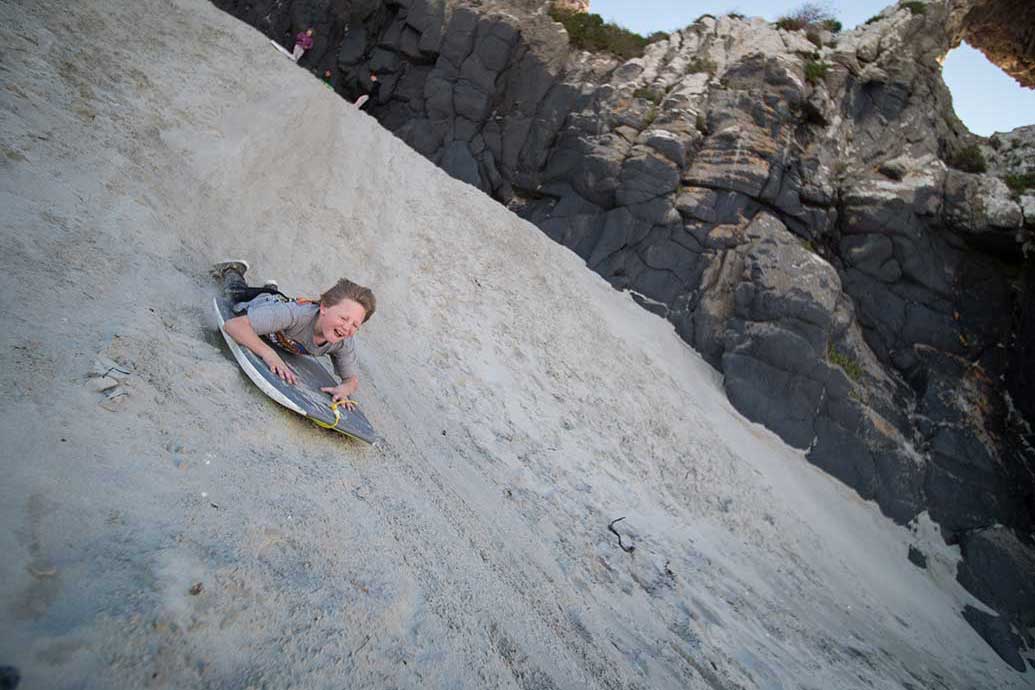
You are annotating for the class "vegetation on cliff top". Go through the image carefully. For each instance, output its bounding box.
[548,4,652,60]
[900,1,927,15]
[774,2,842,34]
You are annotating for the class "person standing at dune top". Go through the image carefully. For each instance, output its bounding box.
[292,27,314,63]
[354,72,379,109]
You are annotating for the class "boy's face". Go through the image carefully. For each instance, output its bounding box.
[317,298,366,343]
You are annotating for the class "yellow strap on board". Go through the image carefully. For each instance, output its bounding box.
[312,398,358,430]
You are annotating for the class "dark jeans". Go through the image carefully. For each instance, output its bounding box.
[222,270,286,306]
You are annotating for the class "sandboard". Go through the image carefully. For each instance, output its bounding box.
[213,296,382,446]
[270,40,294,59]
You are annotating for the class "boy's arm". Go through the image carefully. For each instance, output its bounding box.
[223,315,298,385]
[321,344,359,407]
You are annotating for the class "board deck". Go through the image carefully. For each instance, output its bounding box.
[213,296,382,445]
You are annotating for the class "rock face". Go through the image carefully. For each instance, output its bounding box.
[958,527,1035,632]
[212,0,1035,665]
[961,605,1028,673]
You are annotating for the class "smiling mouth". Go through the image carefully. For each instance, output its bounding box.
[334,328,347,339]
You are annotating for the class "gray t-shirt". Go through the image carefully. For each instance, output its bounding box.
[239,294,358,380]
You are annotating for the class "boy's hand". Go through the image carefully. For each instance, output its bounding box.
[321,381,357,409]
[262,351,297,385]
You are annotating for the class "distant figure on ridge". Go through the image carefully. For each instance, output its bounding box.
[354,72,379,109]
[292,27,314,63]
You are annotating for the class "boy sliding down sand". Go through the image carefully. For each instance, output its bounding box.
[213,260,375,409]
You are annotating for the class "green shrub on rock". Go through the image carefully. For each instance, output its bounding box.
[900,1,927,15]
[1003,173,1035,195]
[633,86,664,104]
[643,105,657,127]
[695,112,709,134]
[805,60,830,85]
[549,5,649,60]
[685,57,717,75]
[947,144,988,173]
[828,346,863,382]
[775,16,808,31]
[775,2,840,34]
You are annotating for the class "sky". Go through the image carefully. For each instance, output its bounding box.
[589,0,1035,136]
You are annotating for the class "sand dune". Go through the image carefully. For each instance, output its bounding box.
[0,0,1023,686]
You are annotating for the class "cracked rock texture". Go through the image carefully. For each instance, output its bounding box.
[212,0,1035,665]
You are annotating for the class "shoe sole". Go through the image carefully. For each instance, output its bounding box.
[211,259,250,278]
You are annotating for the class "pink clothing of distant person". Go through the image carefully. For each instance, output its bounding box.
[294,31,314,50]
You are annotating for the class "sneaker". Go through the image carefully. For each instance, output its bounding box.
[210,259,250,279]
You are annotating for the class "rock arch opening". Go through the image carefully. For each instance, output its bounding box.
[942,40,1035,136]
[941,0,1035,137]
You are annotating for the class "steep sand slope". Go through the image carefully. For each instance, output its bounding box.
[0,0,1025,687]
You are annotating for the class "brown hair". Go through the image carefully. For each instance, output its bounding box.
[320,278,376,322]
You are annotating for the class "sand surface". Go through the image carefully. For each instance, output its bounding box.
[0,0,1027,687]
